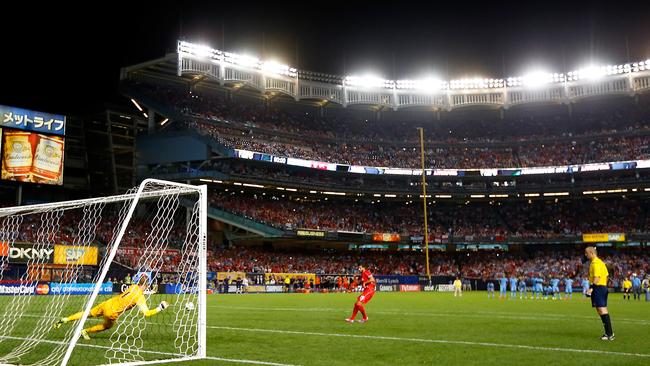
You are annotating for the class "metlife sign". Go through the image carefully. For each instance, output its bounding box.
[0,243,54,264]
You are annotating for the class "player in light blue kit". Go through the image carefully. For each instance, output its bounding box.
[534,275,544,299]
[518,277,527,299]
[499,275,508,299]
[564,277,574,300]
[550,277,561,300]
[632,274,642,300]
[487,281,495,298]
[581,277,591,298]
[509,276,518,299]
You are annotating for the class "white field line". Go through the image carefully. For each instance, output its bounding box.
[210,325,650,358]
[207,305,650,325]
[0,335,300,366]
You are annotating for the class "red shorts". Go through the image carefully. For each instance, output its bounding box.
[357,286,375,304]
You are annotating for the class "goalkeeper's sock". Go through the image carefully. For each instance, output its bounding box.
[600,314,613,336]
[350,304,359,320]
[66,312,84,322]
[358,304,367,320]
[86,324,108,334]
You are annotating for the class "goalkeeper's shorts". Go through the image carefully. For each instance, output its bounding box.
[90,302,120,320]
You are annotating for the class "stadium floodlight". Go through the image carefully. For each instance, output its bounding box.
[396,78,443,91]
[449,78,501,90]
[236,54,260,68]
[178,41,218,60]
[193,44,215,59]
[522,71,552,88]
[224,51,261,69]
[160,118,169,125]
[344,75,393,89]
[262,60,297,77]
[577,65,607,80]
[506,77,523,87]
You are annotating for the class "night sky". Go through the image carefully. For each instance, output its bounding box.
[2,1,650,116]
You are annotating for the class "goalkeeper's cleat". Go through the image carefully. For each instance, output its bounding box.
[358,318,368,323]
[80,329,90,340]
[53,318,67,329]
[345,318,355,323]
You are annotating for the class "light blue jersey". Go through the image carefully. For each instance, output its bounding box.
[550,278,560,299]
[550,278,560,289]
[534,277,544,299]
[509,277,517,298]
[632,277,642,300]
[487,282,495,298]
[581,279,590,296]
[499,277,508,296]
[518,279,527,298]
[564,278,574,299]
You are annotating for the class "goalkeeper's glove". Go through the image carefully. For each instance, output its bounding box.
[157,301,169,312]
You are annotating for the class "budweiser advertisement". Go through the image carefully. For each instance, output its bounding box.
[2,129,65,185]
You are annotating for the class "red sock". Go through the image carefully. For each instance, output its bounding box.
[350,304,359,319]
[358,304,367,319]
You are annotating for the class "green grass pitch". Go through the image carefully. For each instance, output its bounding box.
[0,292,648,365]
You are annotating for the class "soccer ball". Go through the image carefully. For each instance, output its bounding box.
[185,302,195,311]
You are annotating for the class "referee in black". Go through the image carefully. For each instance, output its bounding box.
[584,246,614,340]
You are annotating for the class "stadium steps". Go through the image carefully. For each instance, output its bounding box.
[121,88,234,157]
[179,198,285,238]
[140,128,233,157]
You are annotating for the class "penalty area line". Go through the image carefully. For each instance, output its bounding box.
[210,325,650,359]
[0,335,300,366]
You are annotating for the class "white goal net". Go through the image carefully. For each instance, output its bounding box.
[0,179,207,366]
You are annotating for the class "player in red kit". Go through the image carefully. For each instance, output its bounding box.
[345,265,375,323]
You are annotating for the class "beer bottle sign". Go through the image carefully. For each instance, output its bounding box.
[32,134,64,183]
[3,131,33,177]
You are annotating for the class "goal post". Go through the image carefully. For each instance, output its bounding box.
[0,179,207,366]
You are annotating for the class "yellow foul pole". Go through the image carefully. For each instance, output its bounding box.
[418,127,431,284]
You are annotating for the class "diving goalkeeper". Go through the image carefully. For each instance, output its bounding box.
[53,273,168,339]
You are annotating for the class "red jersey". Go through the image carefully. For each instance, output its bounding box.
[361,269,375,289]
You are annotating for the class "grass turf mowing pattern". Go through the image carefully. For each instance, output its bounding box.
[0,292,649,365]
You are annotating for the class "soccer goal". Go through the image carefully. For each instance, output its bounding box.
[0,179,207,366]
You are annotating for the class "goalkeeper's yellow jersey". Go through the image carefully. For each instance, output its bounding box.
[102,284,146,315]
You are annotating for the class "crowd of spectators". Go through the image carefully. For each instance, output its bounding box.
[206,245,649,284]
[459,248,650,284]
[209,190,650,238]
[130,81,650,169]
